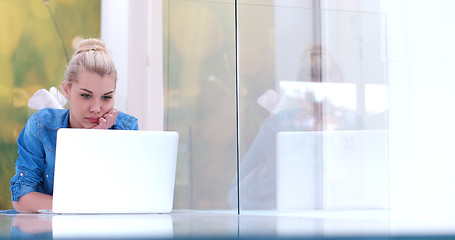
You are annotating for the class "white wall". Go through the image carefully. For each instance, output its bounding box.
[384,0,455,215]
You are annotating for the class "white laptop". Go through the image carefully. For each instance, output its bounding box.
[276,130,389,210]
[50,128,179,214]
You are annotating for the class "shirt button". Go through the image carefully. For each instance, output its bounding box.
[20,173,23,177]
[46,175,49,178]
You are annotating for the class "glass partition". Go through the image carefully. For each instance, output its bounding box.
[164,0,237,210]
[235,2,388,210]
[164,0,388,211]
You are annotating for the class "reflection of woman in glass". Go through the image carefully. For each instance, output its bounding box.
[10,39,138,213]
[227,44,358,209]
[9,214,52,238]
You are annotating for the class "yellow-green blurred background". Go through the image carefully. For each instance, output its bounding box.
[0,0,100,210]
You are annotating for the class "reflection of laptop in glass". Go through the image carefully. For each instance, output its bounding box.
[276,130,388,210]
[48,128,179,214]
[52,214,174,239]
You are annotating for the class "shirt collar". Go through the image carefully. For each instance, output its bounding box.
[63,109,70,128]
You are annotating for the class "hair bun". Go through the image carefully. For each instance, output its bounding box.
[63,38,117,86]
[75,38,107,55]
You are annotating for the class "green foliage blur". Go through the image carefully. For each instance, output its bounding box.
[0,0,100,210]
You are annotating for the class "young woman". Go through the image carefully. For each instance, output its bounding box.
[9,38,138,213]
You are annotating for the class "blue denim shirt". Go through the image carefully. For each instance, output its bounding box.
[9,108,138,203]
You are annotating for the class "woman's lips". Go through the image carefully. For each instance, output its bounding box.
[87,117,99,123]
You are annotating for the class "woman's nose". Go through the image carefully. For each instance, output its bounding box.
[90,100,101,113]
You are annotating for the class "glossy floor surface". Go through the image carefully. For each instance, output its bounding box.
[1,210,455,239]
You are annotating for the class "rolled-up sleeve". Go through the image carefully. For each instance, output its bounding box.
[127,117,138,130]
[111,112,138,130]
[10,115,45,202]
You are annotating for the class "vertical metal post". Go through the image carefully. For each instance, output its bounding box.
[312,0,324,210]
[234,0,241,216]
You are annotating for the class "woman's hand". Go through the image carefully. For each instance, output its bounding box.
[12,214,52,234]
[91,108,119,129]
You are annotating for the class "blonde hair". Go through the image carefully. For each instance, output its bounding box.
[297,44,343,83]
[63,38,117,88]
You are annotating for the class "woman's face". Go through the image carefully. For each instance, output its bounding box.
[63,70,115,128]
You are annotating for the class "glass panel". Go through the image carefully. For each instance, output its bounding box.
[236,2,388,210]
[164,0,237,210]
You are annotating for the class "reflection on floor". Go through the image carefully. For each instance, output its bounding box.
[1,210,455,239]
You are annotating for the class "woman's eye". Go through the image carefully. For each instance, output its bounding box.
[81,94,91,99]
[102,96,113,100]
